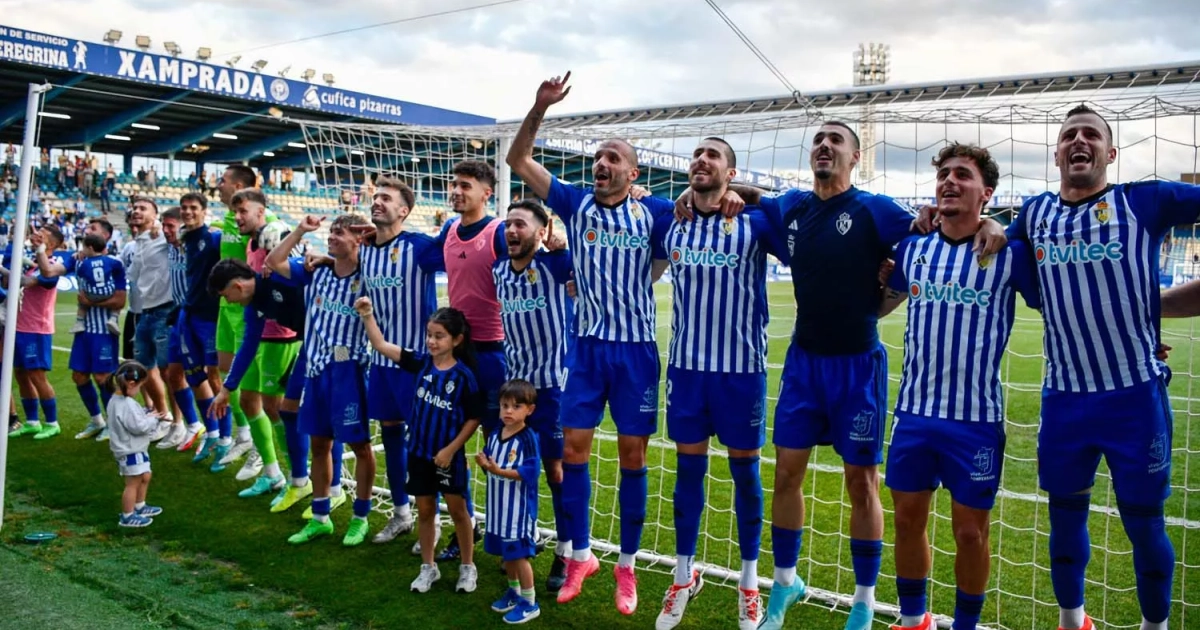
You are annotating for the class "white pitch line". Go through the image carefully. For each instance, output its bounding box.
[41,344,1200,529]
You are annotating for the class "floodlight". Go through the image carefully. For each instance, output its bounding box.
[277,65,291,78]
[226,55,241,67]
[301,68,316,81]
[103,30,122,44]
[135,35,151,50]
[213,133,238,140]
[196,47,212,61]
[252,59,268,72]
[322,73,335,86]
[163,41,181,57]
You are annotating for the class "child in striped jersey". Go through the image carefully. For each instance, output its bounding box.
[479,379,542,624]
[355,299,484,595]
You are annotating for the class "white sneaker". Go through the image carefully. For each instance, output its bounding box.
[156,424,187,450]
[456,563,478,593]
[655,571,703,630]
[150,420,172,442]
[219,439,254,465]
[235,449,263,481]
[373,512,415,543]
[74,419,104,439]
[411,564,441,593]
[737,587,763,630]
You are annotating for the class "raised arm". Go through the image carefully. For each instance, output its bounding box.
[354,297,405,363]
[266,215,322,279]
[505,73,572,201]
[1161,278,1200,318]
[29,232,68,277]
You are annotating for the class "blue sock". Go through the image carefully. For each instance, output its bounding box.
[197,397,218,433]
[562,462,592,552]
[674,454,707,557]
[1119,501,1175,624]
[353,497,372,519]
[39,397,57,425]
[330,441,344,490]
[76,382,101,417]
[618,467,648,555]
[772,525,802,569]
[954,589,985,630]
[1048,493,1091,610]
[173,388,200,426]
[729,456,764,561]
[311,497,331,517]
[850,538,883,588]
[218,408,233,439]
[896,576,928,618]
[379,423,409,508]
[20,398,38,424]
[99,387,113,410]
[548,480,569,550]
[279,410,308,480]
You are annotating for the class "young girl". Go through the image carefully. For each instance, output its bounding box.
[480,379,542,624]
[106,360,163,528]
[355,298,483,595]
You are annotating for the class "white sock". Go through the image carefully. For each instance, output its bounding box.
[853,585,875,606]
[556,539,572,558]
[313,513,330,523]
[674,555,694,586]
[1059,606,1085,629]
[263,462,282,478]
[396,502,412,518]
[186,422,201,434]
[293,475,309,488]
[135,501,145,510]
[739,560,758,590]
[618,552,635,569]
[237,425,251,441]
[572,547,591,562]
[330,485,343,498]
[1142,618,1168,630]
[774,566,796,587]
[218,436,232,446]
[92,414,105,425]
[901,613,926,627]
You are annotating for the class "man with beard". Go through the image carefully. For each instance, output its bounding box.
[124,196,174,432]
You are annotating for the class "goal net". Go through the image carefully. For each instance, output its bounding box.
[298,64,1200,630]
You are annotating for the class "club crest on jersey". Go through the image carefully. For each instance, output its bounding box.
[416,386,427,399]
[1093,201,1111,223]
[836,212,852,235]
[630,202,643,220]
[445,380,456,395]
[350,278,361,293]
[508,449,518,464]
[526,268,538,285]
[198,239,206,251]
[977,254,992,269]
[722,218,735,235]
[390,246,400,262]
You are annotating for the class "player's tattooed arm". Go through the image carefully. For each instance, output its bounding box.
[879,286,907,317]
[506,73,570,201]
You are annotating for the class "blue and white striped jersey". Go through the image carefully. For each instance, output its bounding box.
[168,244,187,307]
[483,426,540,541]
[492,250,574,389]
[1009,181,1200,393]
[890,234,1040,422]
[402,354,485,460]
[75,254,125,334]
[275,258,367,378]
[652,209,778,373]
[359,232,441,366]
[544,179,674,343]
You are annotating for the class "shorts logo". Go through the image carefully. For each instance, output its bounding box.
[750,398,765,427]
[972,447,996,481]
[1149,432,1169,474]
[343,403,359,426]
[850,411,874,441]
[836,212,852,235]
[639,386,657,413]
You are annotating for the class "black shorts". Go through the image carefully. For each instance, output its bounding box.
[122,311,139,361]
[407,453,468,497]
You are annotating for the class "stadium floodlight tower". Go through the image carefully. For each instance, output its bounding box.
[323,73,335,86]
[163,41,181,57]
[852,42,890,185]
[103,29,122,45]
[252,59,268,72]
[197,47,212,61]
[301,68,316,82]
[135,35,151,51]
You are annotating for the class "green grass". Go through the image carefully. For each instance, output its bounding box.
[4,285,1200,629]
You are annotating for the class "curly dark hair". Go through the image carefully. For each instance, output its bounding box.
[932,142,1000,190]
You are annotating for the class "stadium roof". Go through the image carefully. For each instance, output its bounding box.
[0,23,495,168]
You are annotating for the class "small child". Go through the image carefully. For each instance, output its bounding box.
[355,297,483,595]
[479,379,542,624]
[71,233,121,335]
[106,360,163,528]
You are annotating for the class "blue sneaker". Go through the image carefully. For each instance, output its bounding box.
[843,601,874,630]
[209,443,232,472]
[135,505,163,517]
[491,588,521,613]
[503,599,540,625]
[192,437,217,464]
[758,577,807,630]
[118,513,153,528]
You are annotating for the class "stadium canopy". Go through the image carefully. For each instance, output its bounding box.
[0,23,495,174]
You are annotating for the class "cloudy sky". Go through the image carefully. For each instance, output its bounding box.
[5,0,1200,195]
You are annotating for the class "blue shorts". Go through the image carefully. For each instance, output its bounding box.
[774,342,888,466]
[561,338,660,437]
[134,305,173,370]
[299,360,371,444]
[666,367,767,451]
[886,412,1006,510]
[175,313,218,370]
[367,363,416,422]
[1038,378,1173,502]
[68,332,118,375]
[284,346,307,402]
[475,345,508,433]
[529,387,564,461]
[14,332,52,371]
[484,532,537,561]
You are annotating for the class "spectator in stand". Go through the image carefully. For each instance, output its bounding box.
[100,181,111,215]
[82,160,95,198]
[187,172,198,192]
[147,166,158,192]
[137,166,147,189]
[207,172,217,198]
[105,164,116,192]
[282,167,293,192]
[30,186,41,215]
